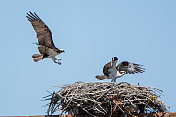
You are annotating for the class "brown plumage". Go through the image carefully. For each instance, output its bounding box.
[26,11,64,64]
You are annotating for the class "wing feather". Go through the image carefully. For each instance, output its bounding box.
[34,12,42,20]
[26,11,58,50]
[38,45,46,54]
[103,62,112,77]
[116,61,145,74]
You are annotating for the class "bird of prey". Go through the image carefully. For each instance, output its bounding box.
[96,57,145,82]
[26,11,64,64]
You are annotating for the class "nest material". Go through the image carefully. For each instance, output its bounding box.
[44,82,169,116]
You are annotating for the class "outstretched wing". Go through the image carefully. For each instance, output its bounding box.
[116,61,145,74]
[26,11,58,50]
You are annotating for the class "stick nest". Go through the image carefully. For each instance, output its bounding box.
[44,82,169,116]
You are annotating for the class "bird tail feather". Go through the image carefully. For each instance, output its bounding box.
[96,75,108,80]
[32,54,43,62]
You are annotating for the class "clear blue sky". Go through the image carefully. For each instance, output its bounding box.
[0,0,176,115]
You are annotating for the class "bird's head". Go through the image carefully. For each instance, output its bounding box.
[112,57,118,64]
[57,49,65,54]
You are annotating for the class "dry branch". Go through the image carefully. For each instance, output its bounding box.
[44,82,169,116]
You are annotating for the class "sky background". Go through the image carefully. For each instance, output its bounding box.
[0,0,176,116]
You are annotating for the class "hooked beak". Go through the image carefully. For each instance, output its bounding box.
[60,49,65,53]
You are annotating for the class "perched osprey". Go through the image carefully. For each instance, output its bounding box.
[26,11,64,64]
[96,57,145,82]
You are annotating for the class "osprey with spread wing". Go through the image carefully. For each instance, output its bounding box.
[96,57,145,82]
[26,12,64,64]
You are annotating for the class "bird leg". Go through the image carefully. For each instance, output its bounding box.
[56,58,62,65]
[52,57,61,65]
[111,75,117,82]
[111,78,117,82]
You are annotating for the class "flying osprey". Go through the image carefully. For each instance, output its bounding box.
[26,11,64,64]
[96,57,145,82]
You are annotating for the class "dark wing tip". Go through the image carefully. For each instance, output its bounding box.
[29,11,32,14]
[135,69,145,73]
[133,63,144,66]
[26,11,41,21]
[135,64,145,73]
[34,12,41,20]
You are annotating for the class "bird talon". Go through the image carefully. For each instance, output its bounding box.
[57,62,61,65]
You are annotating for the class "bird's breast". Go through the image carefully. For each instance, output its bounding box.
[108,67,117,77]
[46,48,58,58]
